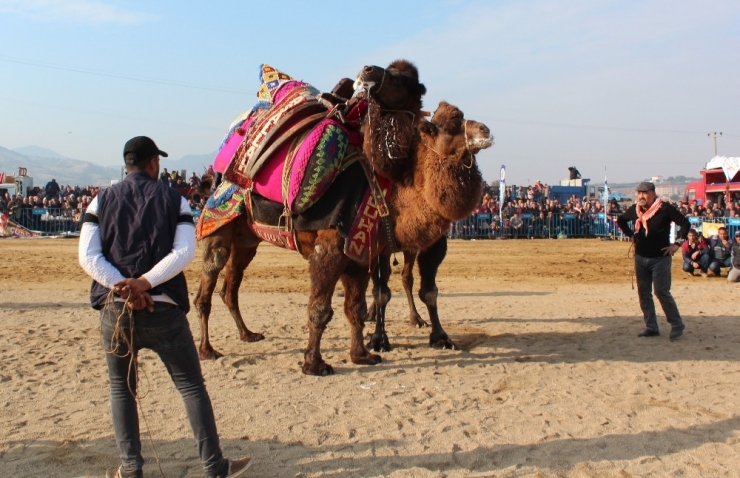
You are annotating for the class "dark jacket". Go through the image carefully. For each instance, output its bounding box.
[617,201,690,258]
[708,235,731,261]
[681,238,709,262]
[732,241,740,268]
[87,171,192,311]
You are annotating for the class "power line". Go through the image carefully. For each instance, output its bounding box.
[0,96,222,131]
[492,118,718,136]
[0,55,249,95]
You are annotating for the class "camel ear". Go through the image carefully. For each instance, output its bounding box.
[419,121,438,137]
[417,83,427,97]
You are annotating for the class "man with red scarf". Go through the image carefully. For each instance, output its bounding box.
[617,182,690,339]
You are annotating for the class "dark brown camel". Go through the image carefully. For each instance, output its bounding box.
[366,240,447,351]
[194,62,491,376]
[193,61,426,366]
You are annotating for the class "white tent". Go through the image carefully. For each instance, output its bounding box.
[704,155,740,181]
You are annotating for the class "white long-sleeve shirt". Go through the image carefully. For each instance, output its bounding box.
[78,194,196,304]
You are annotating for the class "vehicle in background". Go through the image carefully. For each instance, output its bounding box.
[0,167,34,198]
[548,178,607,204]
[683,156,740,206]
[608,192,628,202]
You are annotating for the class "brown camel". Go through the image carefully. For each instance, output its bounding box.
[364,100,492,352]
[193,60,426,365]
[195,62,491,376]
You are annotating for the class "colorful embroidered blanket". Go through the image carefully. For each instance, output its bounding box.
[221,64,364,215]
[213,64,298,173]
[195,180,248,239]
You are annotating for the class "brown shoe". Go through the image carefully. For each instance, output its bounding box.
[219,457,251,478]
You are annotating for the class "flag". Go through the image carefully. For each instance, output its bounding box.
[0,172,5,184]
[499,165,506,228]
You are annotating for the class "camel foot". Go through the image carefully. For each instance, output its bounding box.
[302,361,335,376]
[351,353,383,365]
[430,334,458,350]
[241,332,265,343]
[409,312,428,328]
[367,333,392,352]
[199,347,223,360]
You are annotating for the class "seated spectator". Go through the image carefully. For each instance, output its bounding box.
[682,229,710,277]
[708,227,733,277]
[727,231,740,282]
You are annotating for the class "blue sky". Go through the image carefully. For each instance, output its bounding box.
[1,0,738,185]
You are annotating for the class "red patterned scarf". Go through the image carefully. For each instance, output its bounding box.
[635,198,662,236]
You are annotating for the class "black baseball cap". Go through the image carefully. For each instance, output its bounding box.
[635,181,656,192]
[123,136,168,165]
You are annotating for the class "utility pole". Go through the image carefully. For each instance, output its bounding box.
[708,132,723,156]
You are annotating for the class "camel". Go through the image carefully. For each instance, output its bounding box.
[366,238,450,352]
[193,60,426,365]
[194,61,492,376]
[363,99,492,352]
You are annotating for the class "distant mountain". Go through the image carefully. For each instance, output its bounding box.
[0,146,121,187]
[13,145,68,159]
[0,145,218,188]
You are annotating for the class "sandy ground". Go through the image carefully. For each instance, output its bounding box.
[1,237,739,478]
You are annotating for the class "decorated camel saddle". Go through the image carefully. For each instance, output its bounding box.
[197,64,393,264]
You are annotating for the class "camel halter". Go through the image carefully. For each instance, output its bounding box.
[422,119,475,169]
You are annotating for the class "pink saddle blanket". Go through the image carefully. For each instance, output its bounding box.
[247,118,362,213]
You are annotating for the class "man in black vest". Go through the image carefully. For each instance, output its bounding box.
[617,181,690,340]
[78,136,250,478]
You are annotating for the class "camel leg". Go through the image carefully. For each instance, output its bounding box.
[302,232,346,376]
[417,236,457,350]
[366,254,392,352]
[401,250,427,328]
[194,224,234,360]
[341,261,382,365]
[219,220,264,344]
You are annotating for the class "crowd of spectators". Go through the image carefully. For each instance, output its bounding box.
[458,180,740,240]
[159,168,208,211]
[0,173,206,235]
[0,179,100,222]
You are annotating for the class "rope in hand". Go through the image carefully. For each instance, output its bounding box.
[101,289,166,478]
[626,240,636,290]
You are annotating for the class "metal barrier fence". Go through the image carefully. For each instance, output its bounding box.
[449,213,740,240]
[7,207,740,240]
[7,208,82,235]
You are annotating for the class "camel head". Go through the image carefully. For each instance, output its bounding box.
[420,101,493,158]
[354,60,426,113]
[418,101,492,221]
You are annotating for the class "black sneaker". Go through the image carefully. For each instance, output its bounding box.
[670,325,685,340]
[637,328,660,337]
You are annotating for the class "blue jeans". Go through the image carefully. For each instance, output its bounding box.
[708,256,732,275]
[682,255,709,273]
[634,254,684,332]
[100,303,228,477]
